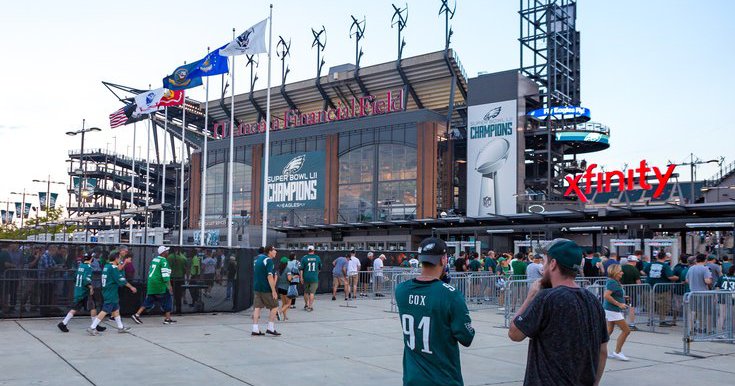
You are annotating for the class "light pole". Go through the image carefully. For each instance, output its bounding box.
[66,120,101,215]
[32,175,65,214]
[10,190,38,229]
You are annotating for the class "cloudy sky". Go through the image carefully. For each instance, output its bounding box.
[0,0,733,215]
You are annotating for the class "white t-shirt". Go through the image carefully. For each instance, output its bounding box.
[408,258,419,268]
[348,256,360,275]
[373,258,384,277]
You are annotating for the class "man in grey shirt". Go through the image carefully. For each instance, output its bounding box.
[526,254,544,281]
[706,255,722,286]
[686,254,713,292]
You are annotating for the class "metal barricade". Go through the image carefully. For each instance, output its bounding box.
[585,284,606,302]
[682,291,735,356]
[622,283,653,331]
[503,279,534,327]
[388,271,421,312]
[650,283,688,332]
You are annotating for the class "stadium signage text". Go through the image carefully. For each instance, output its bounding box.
[212,90,404,138]
[528,106,591,121]
[564,160,676,203]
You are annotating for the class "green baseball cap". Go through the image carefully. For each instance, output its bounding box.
[280,257,289,264]
[546,238,583,271]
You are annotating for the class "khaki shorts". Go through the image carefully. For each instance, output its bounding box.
[333,276,347,286]
[304,282,318,294]
[253,291,278,309]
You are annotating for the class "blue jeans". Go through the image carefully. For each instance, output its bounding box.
[226,279,234,299]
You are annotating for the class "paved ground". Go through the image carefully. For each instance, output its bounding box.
[1,294,733,386]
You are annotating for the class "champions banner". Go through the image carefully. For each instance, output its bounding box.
[73,177,97,195]
[265,151,325,210]
[466,99,518,216]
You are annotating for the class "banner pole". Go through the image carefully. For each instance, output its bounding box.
[129,122,137,239]
[161,107,168,227]
[227,29,235,248]
[179,91,187,245]
[201,48,210,247]
[145,85,152,244]
[261,5,273,247]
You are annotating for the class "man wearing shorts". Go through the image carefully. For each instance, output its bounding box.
[131,246,176,325]
[58,253,106,333]
[359,252,374,297]
[347,251,361,299]
[300,246,322,311]
[331,254,349,301]
[88,253,137,335]
[252,246,280,336]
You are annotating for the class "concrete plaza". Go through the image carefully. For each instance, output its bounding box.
[1,294,733,386]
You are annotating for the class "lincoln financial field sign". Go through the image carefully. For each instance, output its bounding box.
[266,151,325,210]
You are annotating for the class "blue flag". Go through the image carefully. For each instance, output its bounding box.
[190,48,229,78]
[162,62,203,90]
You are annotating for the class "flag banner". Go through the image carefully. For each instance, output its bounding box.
[15,202,21,218]
[1,210,6,224]
[162,62,203,91]
[39,192,47,211]
[49,192,58,209]
[221,19,268,56]
[24,203,31,218]
[133,88,166,116]
[190,48,229,77]
[7,211,13,222]
[157,89,184,107]
[73,177,97,196]
[109,103,147,129]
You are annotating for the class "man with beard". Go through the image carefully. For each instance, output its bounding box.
[509,239,608,386]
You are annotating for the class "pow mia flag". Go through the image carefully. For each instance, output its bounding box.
[220,19,268,56]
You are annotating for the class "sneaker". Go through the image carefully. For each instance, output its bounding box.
[118,326,132,333]
[375,293,385,297]
[659,321,673,327]
[251,331,265,336]
[307,307,313,312]
[303,305,308,310]
[332,296,336,301]
[96,325,107,332]
[629,325,639,331]
[266,329,281,336]
[498,307,506,311]
[86,328,99,336]
[344,297,349,301]
[131,314,142,324]
[484,297,490,301]
[613,352,630,361]
[290,305,296,309]
[607,352,615,359]
[163,319,177,325]
[57,322,69,333]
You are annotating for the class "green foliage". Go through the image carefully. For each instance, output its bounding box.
[0,207,76,240]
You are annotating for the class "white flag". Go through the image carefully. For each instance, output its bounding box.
[221,19,268,56]
[133,88,166,116]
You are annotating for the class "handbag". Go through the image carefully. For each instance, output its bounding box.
[287,284,298,298]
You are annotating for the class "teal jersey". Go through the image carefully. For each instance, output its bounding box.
[645,261,674,286]
[395,279,475,386]
[718,275,735,291]
[73,263,93,301]
[101,263,127,303]
[602,279,625,312]
[468,260,481,272]
[300,255,322,283]
[253,254,274,292]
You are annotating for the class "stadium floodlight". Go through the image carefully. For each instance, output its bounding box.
[486,229,515,234]
[685,222,734,228]
[568,226,602,231]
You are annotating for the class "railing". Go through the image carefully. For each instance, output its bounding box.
[705,159,735,187]
[682,291,735,356]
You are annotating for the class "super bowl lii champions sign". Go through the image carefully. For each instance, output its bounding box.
[466,100,518,216]
[265,151,325,209]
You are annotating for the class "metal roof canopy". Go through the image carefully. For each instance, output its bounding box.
[271,202,735,235]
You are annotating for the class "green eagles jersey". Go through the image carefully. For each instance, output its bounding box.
[73,263,93,301]
[468,259,481,272]
[146,256,171,295]
[395,279,475,386]
[718,275,735,291]
[253,254,274,292]
[300,255,322,283]
[101,263,127,303]
[645,261,674,286]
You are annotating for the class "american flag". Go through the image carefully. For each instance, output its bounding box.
[109,103,140,129]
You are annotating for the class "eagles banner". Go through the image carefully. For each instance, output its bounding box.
[265,151,325,210]
[221,19,268,56]
[49,192,58,209]
[162,62,203,91]
[39,192,47,211]
[15,202,21,218]
[1,210,6,224]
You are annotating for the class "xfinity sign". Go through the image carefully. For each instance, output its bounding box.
[564,160,676,203]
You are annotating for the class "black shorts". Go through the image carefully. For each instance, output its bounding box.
[277,288,288,296]
[71,296,95,312]
[92,287,103,307]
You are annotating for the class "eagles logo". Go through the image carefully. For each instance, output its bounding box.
[484,106,502,120]
[282,155,306,175]
[482,196,492,208]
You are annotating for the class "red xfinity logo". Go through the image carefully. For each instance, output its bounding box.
[564,160,677,203]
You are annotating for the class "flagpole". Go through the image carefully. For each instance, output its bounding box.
[227,28,236,248]
[161,107,168,227]
[200,48,211,247]
[262,4,273,247]
[144,85,152,244]
[179,91,187,245]
[129,122,137,240]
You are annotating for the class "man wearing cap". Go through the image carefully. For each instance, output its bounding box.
[395,237,474,386]
[300,246,322,311]
[526,254,544,282]
[131,246,175,325]
[644,251,679,327]
[509,238,608,386]
[621,255,642,330]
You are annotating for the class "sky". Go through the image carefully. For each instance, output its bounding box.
[1,0,733,215]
